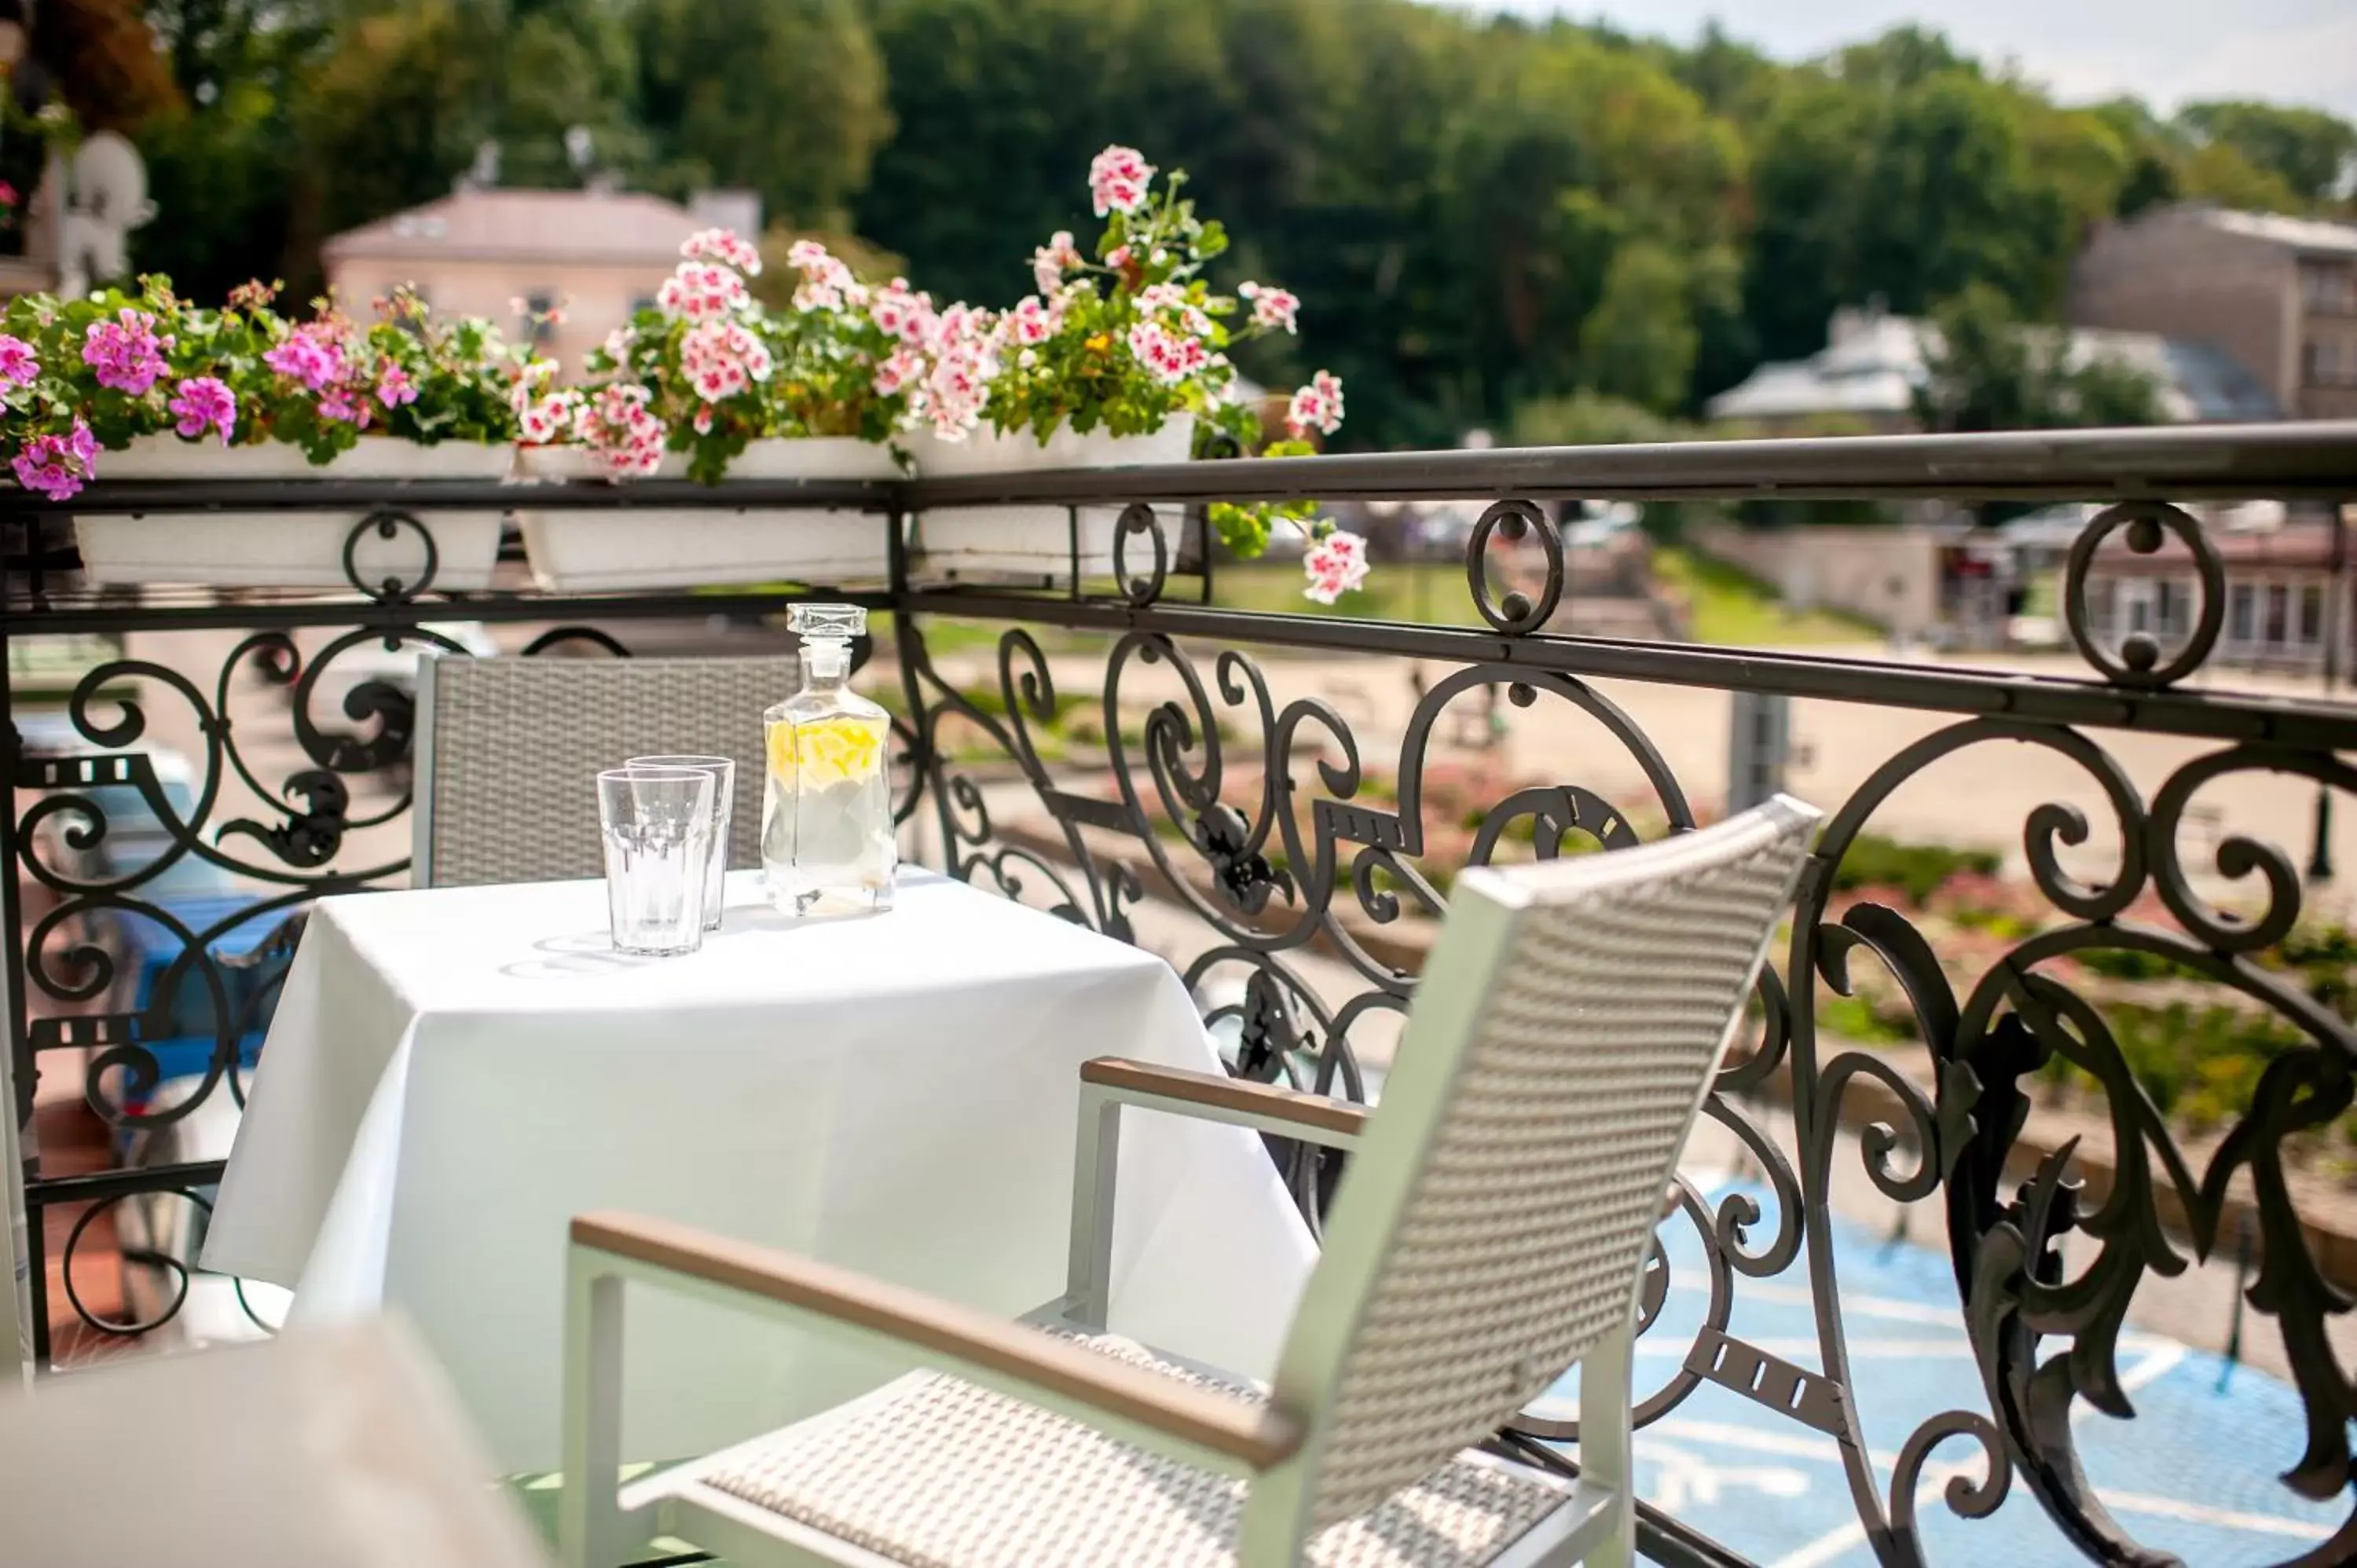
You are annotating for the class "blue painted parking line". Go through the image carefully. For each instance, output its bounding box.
[1533,1177,2346,1565]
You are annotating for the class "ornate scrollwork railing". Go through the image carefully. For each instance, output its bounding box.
[3,424,2354,1566]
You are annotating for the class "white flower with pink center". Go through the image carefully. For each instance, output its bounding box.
[517,390,581,447]
[1285,370,1345,438]
[656,261,746,322]
[915,303,999,438]
[1088,145,1155,217]
[1238,281,1299,334]
[577,384,667,475]
[1302,529,1370,604]
[1032,230,1084,295]
[869,279,934,344]
[682,227,761,275]
[1126,321,1195,386]
[873,347,922,397]
[1003,296,1055,346]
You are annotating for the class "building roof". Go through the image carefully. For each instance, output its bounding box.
[2199,207,2357,257]
[323,189,705,267]
[2089,518,2346,573]
[1705,307,2282,425]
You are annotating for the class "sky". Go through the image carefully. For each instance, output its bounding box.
[1444,1,2357,120]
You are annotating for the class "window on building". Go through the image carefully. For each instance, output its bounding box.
[2156,579,2194,641]
[2304,265,2357,314]
[522,291,555,346]
[629,295,657,317]
[2300,584,2325,647]
[2265,583,2291,647]
[2230,582,2256,645]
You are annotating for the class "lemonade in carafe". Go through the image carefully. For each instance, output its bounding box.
[762,604,896,914]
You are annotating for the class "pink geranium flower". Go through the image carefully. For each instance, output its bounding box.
[317,387,371,427]
[167,376,237,443]
[81,308,174,395]
[0,333,38,387]
[1302,529,1370,605]
[375,365,419,409]
[262,325,347,393]
[12,418,97,500]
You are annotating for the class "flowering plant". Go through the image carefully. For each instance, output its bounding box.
[974,147,1361,589]
[0,275,523,500]
[577,229,935,482]
[250,284,522,462]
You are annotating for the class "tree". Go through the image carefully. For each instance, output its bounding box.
[134,0,332,297]
[1743,34,2095,363]
[2178,100,2357,207]
[635,0,893,230]
[1578,241,1695,412]
[1913,281,2165,434]
[284,0,483,265]
[35,0,178,133]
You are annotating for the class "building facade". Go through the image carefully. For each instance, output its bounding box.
[1703,304,2279,430]
[2077,514,2352,677]
[2069,204,2357,421]
[321,185,759,369]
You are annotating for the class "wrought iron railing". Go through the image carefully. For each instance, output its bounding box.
[2,422,2353,1566]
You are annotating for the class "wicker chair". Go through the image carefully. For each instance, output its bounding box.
[557,795,1821,1568]
[411,653,799,887]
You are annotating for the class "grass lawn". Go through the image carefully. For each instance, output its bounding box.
[1651,546,1882,646]
[1209,560,1493,626]
[1209,552,1881,647]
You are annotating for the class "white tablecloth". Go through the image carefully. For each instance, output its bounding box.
[202,870,1315,1471]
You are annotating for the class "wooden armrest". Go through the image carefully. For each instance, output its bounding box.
[570,1211,1300,1471]
[1081,1057,1369,1141]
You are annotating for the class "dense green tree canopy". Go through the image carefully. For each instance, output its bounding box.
[74,1,2354,445]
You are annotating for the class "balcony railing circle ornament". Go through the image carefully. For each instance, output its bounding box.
[1464,498,1563,635]
[60,1187,213,1337]
[1109,500,1167,607]
[2061,500,2224,689]
[339,507,439,603]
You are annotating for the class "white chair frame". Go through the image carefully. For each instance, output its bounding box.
[557,797,1820,1568]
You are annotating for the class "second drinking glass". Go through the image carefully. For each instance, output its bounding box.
[628,754,735,930]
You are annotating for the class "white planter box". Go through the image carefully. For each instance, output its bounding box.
[515,438,900,592]
[71,437,511,590]
[910,416,1193,582]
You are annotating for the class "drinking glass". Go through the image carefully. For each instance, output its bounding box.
[629,754,735,929]
[597,766,716,955]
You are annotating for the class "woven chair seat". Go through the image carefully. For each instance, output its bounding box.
[699,1332,1571,1568]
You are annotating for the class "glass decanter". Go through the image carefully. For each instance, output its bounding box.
[762,603,896,915]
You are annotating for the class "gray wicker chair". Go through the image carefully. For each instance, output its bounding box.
[410,653,799,888]
[556,795,1821,1568]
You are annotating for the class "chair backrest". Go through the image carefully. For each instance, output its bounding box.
[1267,795,1819,1528]
[412,654,798,888]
